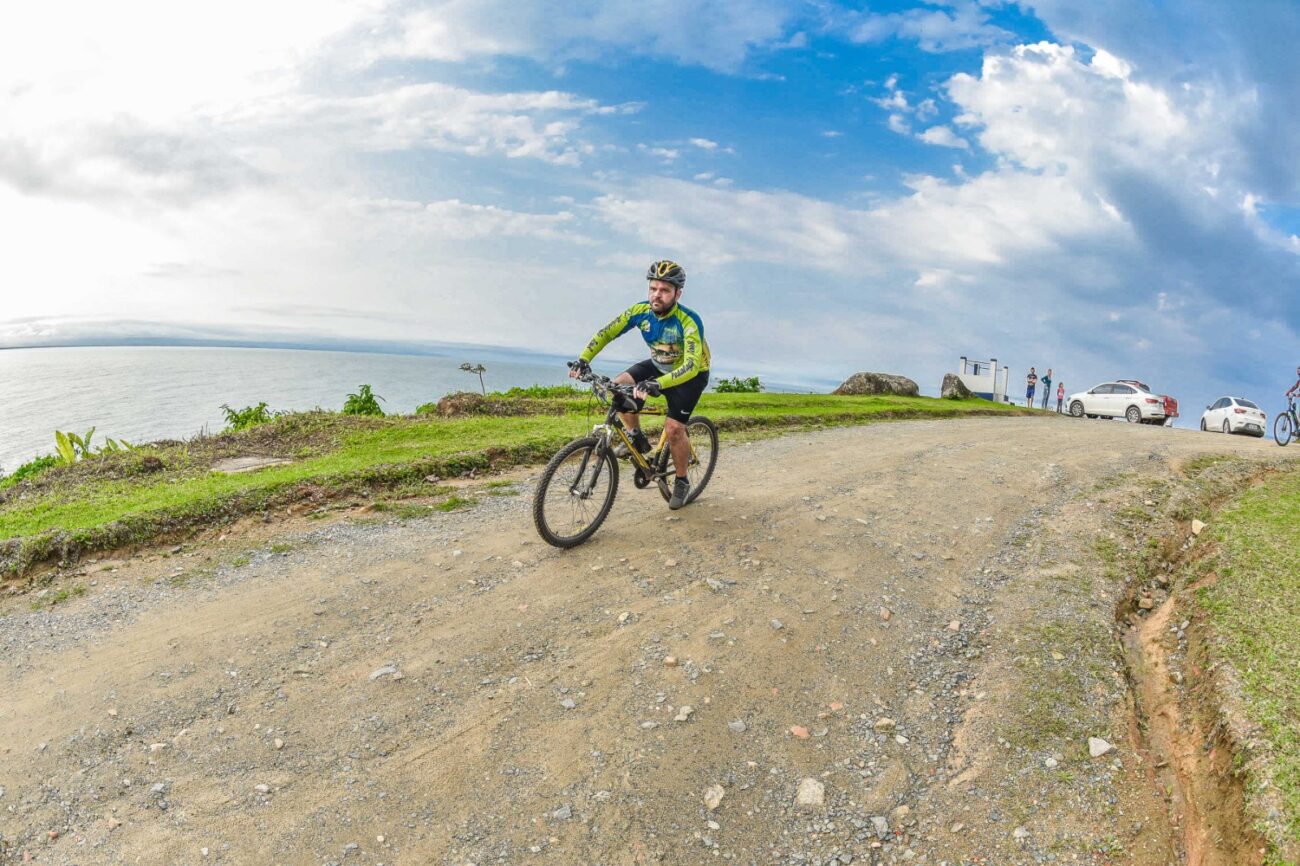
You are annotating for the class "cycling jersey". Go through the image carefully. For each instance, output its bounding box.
[580,301,710,389]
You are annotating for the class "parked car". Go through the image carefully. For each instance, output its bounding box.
[1066,381,1168,423]
[1116,379,1177,426]
[1200,396,1266,437]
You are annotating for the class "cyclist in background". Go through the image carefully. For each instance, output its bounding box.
[1288,366,1300,401]
[570,260,711,510]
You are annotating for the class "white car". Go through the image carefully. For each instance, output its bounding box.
[1200,396,1267,437]
[1066,381,1167,424]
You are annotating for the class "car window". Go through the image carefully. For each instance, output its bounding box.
[1114,385,1135,395]
[1214,398,1229,409]
[1239,399,1259,410]
[1093,384,1113,394]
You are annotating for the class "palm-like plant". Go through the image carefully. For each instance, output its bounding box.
[460,362,487,395]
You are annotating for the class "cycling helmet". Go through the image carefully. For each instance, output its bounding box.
[646,259,686,289]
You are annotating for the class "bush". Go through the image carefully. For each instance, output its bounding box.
[415,402,438,416]
[221,402,277,431]
[714,376,763,393]
[491,384,585,399]
[0,454,60,488]
[343,384,385,416]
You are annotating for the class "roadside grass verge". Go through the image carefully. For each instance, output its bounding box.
[0,392,1036,578]
[1194,464,1300,859]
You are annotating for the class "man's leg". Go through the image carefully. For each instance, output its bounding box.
[665,417,689,477]
[612,371,640,433]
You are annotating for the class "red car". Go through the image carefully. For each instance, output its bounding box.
[1118,380,1177,426]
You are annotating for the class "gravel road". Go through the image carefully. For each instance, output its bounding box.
[0,416,1289,865]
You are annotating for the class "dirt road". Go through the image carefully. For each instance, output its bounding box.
[0,417,1289,865]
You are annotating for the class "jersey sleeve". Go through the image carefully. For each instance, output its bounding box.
[656,311,705,389]
[579,306,640,363]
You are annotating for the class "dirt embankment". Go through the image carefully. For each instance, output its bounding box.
[0,417,1290,865]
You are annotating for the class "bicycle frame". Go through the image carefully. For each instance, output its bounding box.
[573,373,695,489]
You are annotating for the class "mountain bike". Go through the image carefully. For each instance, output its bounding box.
[1274,397,1297,446]
[532,370,719,547]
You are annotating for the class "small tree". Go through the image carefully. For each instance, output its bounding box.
[460,362,487,395]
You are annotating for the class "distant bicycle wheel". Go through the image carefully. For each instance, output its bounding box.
[1274,413,1293,447]
[658,416,719,506]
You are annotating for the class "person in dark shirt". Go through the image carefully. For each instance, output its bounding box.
[1025,367,1038,409]
[1040,368,1053,410]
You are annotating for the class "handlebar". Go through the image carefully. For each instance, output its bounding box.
[571,369,639,404]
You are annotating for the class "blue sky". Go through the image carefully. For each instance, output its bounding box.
[3,0,1300,413]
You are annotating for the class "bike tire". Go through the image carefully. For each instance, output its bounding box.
[1274,413,1293,447]
[657,416,720,505]
[533,436,620,547]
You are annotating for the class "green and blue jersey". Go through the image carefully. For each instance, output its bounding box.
[580,301,710,389]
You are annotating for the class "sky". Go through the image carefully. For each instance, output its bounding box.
[3,0,1300,410]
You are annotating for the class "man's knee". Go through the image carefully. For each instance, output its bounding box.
[613,372,635,385]
[665,418,687,436]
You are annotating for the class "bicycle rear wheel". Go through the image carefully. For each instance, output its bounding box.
[658,416,719,505]
[533,436,620,547]
[1274,412,1293,447]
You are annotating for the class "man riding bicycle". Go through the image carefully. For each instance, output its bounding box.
[570,260,711,510]
[1288,366,1300,401]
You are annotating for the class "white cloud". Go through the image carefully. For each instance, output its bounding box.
[842,0,1011,53]
[946,43,1191,174]
[918,125,969,149]
[690,138,720,150]
[373,0,801,71]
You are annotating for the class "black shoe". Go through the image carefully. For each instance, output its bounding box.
[669,477,690,510]
[613,431,651,459]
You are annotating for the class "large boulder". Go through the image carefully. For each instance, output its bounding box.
[834,372,919,397]
[940,373,973,400]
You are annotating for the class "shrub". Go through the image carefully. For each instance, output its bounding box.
[491,384,584,399]
[221,402,276,431]
[415,402,438,415]
[714,376,763,393]
[0,454,60,487]
[343,384,385,416]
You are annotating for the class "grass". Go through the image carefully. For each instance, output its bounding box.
[1194,464,1300,851]
[0,391,1036,577]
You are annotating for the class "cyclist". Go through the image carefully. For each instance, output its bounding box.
[570,260,711,509]
[1288,366,1300,401]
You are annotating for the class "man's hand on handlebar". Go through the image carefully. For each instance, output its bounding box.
[567,359,591,379]
[634,379,662,399]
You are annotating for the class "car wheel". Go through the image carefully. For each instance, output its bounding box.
[1069,401,1084,418]
[1222,419,1231,435]
[1126,405,1141,424]
[1199,418,1207,431]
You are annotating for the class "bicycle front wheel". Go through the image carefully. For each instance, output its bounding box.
[658,416,719,506]
[1274,412,1293,447]
[533,436,620,547]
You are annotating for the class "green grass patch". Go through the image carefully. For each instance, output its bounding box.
[1000,617,1117,752]
[0,392,1033,576]
[1195,464,1300,850]
[436,494,477,512]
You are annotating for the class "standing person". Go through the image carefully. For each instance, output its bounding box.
[1040,368,1053,410]
[570,260,711,510]
[1056,381,1065,413]
[1025,367,1038,409]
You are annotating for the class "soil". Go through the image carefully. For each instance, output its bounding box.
[0,416,1290,865]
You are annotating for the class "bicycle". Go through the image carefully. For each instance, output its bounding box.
[532,370,719,547]
[1274,396,1297,446]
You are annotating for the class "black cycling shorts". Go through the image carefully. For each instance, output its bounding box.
[624,359,710,423]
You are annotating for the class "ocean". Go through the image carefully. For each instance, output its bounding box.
[0,346,581,474]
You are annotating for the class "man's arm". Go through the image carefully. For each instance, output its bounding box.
[656,318,706,389]
[579,307,639,364]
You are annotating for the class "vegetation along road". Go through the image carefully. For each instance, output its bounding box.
[1,415,1296,865]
